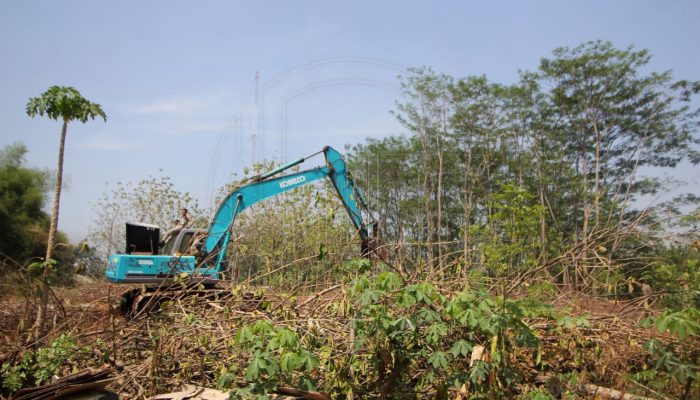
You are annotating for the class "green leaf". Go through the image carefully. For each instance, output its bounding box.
[275,328,299,350]
[397,291,417,308]
[428,351,449,370]
[235,326,254,344]
[450,340,472,358]
[297,351,319,371]
[469,360,489,384]
[653,308,700,340]
[556,315,590,330]
[245,358,260,380]
[376,271,402,290]
[183,313,197,325]
[352,278,369,294]
[279,352,298,373]
[358,289,381,306]
[411,283,435,305]
[425,323,448,344]
[298,375,318,392]
[391,316,415,332]
[418,308,442,323]
[251,320,274,336]
[643,338,664,355]
[456,308,480,328]
[217,372,236,390]
[317,243,327,260]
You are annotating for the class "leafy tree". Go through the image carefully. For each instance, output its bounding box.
[347,136,420,270]
[470,183,543,285]
[0,143,50,263]
[534,41,700,288]
[393,67,459,273]
[26,85,106,341]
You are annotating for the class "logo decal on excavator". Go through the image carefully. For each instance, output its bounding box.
[279,176,306,188]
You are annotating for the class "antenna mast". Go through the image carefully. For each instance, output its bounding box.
[252,71,259,164]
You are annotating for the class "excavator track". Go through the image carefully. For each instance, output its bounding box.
[120,281,216,318]
[118,281,263,318]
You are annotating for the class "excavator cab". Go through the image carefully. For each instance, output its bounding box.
[125,222,160,255]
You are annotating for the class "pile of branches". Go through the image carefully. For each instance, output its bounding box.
[103,277,688,398]
[1,268,695,399]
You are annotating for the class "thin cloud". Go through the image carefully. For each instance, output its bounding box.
[164,122,229,136]
[293,116,404,139]
[78,135,135,151]
[130,95,224,115]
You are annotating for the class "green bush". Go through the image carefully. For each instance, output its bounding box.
[1,334,80,393]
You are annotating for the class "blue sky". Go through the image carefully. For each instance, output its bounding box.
[1,0,699,242]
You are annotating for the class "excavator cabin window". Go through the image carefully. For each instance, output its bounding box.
[177,231,195,254]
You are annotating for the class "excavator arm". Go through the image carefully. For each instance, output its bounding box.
[203,146,375,272]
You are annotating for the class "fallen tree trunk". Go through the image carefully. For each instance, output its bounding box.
[535,375,657,400]
[576,383,656,400]
[12,365,114,400]
[274,386,331,400]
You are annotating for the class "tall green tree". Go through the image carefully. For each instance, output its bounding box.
[0,143,50,263]
[26,86,106,341]
[539,41,700,287]
[394,67,461,273]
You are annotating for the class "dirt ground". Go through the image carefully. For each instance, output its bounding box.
[0,276,674,399]
[1,278,125,354]
[0,277,657,354]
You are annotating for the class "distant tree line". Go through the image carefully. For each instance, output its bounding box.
[347,41,700,298]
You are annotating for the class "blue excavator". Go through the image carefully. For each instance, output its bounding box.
[105,146,378,285]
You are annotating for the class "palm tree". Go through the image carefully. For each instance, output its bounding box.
[26,86,106,341]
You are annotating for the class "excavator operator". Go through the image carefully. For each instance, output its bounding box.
[161,208,192,246]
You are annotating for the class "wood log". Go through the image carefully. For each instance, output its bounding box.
[576,383,655,400]
[274,386,331,400]
[534,374,656,400]
[12,365,114,400]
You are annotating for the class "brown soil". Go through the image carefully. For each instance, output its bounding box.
[0,277,677,399]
